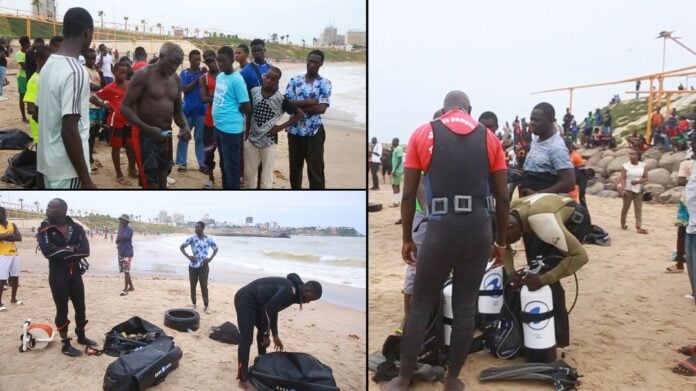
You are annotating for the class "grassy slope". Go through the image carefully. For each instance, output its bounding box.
[0,16,365,63]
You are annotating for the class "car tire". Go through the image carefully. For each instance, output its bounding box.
[164,308,200,332]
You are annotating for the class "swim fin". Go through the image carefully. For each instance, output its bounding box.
[479,360,581,391]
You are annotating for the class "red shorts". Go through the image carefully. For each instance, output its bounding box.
[111,126,133,149]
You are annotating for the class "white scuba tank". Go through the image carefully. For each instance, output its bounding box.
[520,263,557,363]
[478,265,504,327]
[442,280,453,346]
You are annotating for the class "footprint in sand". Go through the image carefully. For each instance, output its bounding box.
[348,334,360,340]
[273,170,287,180]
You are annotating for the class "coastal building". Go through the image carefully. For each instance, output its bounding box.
[320,25,338,46]
[30,0,57,21]
[346,30,366,47]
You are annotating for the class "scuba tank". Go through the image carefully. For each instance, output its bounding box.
[442,280,453,347]
[477,264,504,330]
[520,256,557,363]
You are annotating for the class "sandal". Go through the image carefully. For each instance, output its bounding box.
[202,180,215,189]
[637,228,648,234]
[115,176,132,186]
[678,345,696,356]
[120,291,128,296]
[673,356,696,376]
[666,265,684,273]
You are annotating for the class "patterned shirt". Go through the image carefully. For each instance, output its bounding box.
[181,235,218,268]
[249,87,298,148]
[522,131,573,174]
[284,74,331,137]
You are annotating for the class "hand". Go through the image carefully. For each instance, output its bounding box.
[272,335,284,352]
[104,102,113,111]
[201,66,208,73]
[262,335,270,348]
[270,125,284,134]
[179,128,192,141]
[401,241,417,266]
[490,244,505,267]
[522,273,543,291]
[631,179,640,185]
[204,257,212,264]
[187,255,197,263]
[150,126,168,141]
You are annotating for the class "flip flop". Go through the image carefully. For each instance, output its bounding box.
[666,265,684,273]
[120,291,128,296]
[115,177,132,186]
[673,356,696,376]
[11,300,22,305]
[678,345,696,356]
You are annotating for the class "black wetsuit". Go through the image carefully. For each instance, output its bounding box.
[400,120,493,379]
[234,273,303,381]
[37,217,91,334]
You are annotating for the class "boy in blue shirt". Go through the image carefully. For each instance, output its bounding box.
[176,50,207,172]
[212,46,251,189]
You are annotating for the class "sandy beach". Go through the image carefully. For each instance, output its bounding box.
[0,235,365,390]
[0,61,364,189]
[368,187,696,390]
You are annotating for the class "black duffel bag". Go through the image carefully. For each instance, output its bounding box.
[2,147,37,188]
[250,352,339,391]
[103,317,169,357]
[103,337,182,391]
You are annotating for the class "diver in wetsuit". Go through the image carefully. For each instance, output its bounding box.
[235,273,322,390]
[382,90,510,391]
[38,198,97,357]
[504,193,590,348]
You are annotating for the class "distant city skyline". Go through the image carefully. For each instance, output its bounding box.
[0,191,366,234]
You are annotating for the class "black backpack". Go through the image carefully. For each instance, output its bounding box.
[584,224,611,246]
[250,352,339,391]
[103,317,168,357]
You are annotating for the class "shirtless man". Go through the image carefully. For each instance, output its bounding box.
[121,42,191,189]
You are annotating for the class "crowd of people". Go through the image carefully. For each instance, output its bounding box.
[371,87,696,389]
[3,7,333,189]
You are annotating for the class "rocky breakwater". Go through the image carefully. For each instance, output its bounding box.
[582,146,687,204]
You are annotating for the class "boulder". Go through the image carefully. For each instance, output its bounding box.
[671,171,680,188]
[614,148,631,157]
[580,148,602,161]
[586,182,605,195]
[608,171,623,186]
[597,156,614,172]
[607,155,631,176]
[587,151,604,167]
[597,190,620,198]
[594,166,607,178]
[643,158,658,172]
[657,186,683,204]
[647,168,672,189]
[658,151,686,173]
[604,182,618,191]
[644,183,666,198]
[643,147,663,161]
[601,150,616,159]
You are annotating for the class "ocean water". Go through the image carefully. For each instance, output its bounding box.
[280,63,366,129]
[133,235,366,289]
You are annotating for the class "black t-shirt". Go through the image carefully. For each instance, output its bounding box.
[0,45,7,67]
[25,47,38,80]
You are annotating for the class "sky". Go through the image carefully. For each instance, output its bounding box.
[1,0,365,44]
[0,191,366,233]
[370,0,696,144]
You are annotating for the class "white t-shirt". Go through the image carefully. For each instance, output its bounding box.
[36,54,90,181]
[370,143,382,163]
[622,161,645,193]
[685,161,696,234]
[97,53,113,78]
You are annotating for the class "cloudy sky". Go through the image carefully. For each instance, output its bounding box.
[1,0,365,44]
[0,191,366,233]
[370,0,696,143]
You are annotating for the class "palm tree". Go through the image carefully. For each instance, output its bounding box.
[18,198,23,210]
[98,11,105,28]
[185,28,190,37]
[123,16,129,31]
[34,201,39,212]
[286,34,290,45]
[313,37,318,46]
[194,28,200,38]
[141,19,146,34]
[271,33,278,43]
[302,38,306,48]
[156,23,163,35]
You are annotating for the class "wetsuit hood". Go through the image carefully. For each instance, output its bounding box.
[286,273,304,303]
